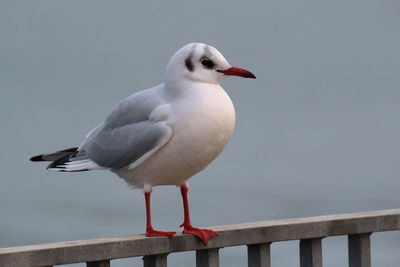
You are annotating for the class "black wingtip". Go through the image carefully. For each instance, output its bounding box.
[30,155,44,162]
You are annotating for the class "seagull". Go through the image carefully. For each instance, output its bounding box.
[30,43,256,245]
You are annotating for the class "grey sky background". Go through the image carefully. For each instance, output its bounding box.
[1,1,399,266]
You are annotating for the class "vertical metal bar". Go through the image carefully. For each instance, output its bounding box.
[247,243,271,267]
[196,248,219,267]
[143,254,168,267]
[299,238,323,267]
[86,260,111,267]
[348,233,371,267]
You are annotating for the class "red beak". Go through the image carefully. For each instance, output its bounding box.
[217,66,256,79]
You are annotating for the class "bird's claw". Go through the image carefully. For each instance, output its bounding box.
[146,229,176,239]
[182,226,218,245]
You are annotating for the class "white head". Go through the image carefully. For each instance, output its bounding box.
[166,43,256,85]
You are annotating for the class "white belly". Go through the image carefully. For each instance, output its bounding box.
[118,84,235,188]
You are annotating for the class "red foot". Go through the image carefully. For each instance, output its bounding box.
[146,229,176,239]
[181,225,218,245]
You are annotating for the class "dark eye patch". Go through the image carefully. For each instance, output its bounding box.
[185,54,194,72]
[201,58,215,69]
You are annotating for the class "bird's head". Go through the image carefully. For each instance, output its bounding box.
[166,43,256,85]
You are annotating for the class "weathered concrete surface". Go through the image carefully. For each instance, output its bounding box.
[0,209,399,266]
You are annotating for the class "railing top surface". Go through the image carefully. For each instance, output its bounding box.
[1,209,399,266]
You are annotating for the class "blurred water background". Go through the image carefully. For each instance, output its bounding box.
[1,1,399,266]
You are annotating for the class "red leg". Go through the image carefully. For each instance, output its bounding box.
[179,184,217,245]
[144,190,175,238]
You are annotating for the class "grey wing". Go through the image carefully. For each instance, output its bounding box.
[83,120,171,169]
[79,87,172,169]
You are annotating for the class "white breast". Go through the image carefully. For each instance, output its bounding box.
[121,83,235,188]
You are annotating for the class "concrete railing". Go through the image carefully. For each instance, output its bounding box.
[1,209,399,267]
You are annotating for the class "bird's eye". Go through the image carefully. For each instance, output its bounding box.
[201,58,215,69]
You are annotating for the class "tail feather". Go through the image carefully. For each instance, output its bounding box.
[47,150,79,169]
[30,147,105,172]
[30,147,78,162]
